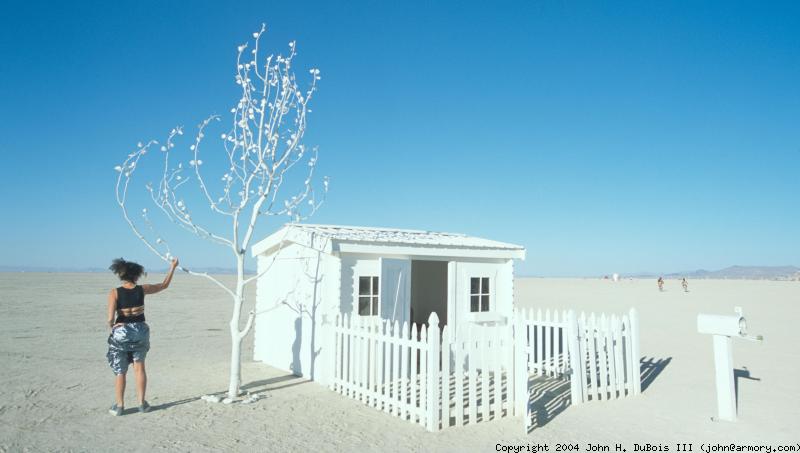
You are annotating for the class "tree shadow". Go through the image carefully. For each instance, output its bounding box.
[526,374,571,433]
[640,356,672,392]
[241,374,309,395]
[147,396,202,413]
[148,374,310,413]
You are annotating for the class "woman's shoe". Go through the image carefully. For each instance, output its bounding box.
[109,404,123,416]
[139,400,151,413]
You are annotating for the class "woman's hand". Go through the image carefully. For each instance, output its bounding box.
[170,257,179,269]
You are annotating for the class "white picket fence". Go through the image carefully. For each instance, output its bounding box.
[441,321,515,428]
[331,307,640,433]
[572,309,641,403]
[331,314,435,428]
[513,309,574,418]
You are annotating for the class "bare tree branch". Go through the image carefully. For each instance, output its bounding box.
[115,24,326,399]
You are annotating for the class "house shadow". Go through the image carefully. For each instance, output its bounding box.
[734,367,760,409]
[640,356,672,392]
[525,374,572,433]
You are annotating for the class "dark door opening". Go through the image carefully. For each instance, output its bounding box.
[410,260,448,328]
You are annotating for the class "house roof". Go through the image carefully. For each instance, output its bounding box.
[251,223,526,260]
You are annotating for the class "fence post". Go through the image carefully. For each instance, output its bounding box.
[567,310,584,405]
[426,312,440,432]
[514,314,528,417]
[629,308,641,395]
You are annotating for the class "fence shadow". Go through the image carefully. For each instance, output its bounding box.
[640,356,672,392]
[526,374,571,433]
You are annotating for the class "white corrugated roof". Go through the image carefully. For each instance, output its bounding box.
[251,223,525,259]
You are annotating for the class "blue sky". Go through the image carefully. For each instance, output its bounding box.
[0,1,798,276]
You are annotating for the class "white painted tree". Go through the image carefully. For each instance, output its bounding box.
[114,24,326,399]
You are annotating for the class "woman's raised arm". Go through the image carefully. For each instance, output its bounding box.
[143,257,179,295]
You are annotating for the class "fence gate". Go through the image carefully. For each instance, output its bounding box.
[515,308,641,432]
[571,309,641,403]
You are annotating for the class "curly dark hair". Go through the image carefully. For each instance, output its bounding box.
[109,258,145,283]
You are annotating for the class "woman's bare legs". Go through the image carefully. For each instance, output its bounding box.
[114,374,126,407]
[133,360,147,404]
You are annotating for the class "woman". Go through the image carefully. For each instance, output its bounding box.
[106,257,178,416]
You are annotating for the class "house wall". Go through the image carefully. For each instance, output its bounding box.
[254,246,518,387]
[337,255,514,336]
[449,259,514,341]
[338,254,381,316]
[253,243,340,386]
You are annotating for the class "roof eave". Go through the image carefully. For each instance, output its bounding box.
[334,242,526,260]
[251,225,335,257]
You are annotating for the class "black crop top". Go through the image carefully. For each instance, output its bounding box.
[115,285,145,323]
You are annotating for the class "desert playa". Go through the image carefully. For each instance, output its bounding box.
[1,273,797,451]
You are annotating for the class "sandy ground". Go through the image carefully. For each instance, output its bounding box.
[1,273,798,452]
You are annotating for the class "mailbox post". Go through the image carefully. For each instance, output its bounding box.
[696,307,762,422]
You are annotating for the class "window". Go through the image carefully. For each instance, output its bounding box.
[358,276,379,316]
[470,277,490,312]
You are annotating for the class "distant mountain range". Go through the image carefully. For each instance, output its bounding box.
[639,265,800,280]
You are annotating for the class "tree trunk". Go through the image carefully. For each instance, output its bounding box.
[228,328,243,398]
[228,253,246,398]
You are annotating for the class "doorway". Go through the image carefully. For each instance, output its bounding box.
[410,260,448,328]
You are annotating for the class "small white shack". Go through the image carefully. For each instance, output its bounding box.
[250,224,525,387]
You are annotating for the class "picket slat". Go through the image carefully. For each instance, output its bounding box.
[492,325,503,418]
[408,323,417,423]
[393,321,402,417]
[468,326,477,424]
[381,321,389,412]
[536,309,544,375]
[441,325,451,428]
[597,314,608,400]
[623,315,634,395]
[544,310,551,376]
[613,315,625,397]
[400,322,409,420]
[455,338,465,426]
[427,314,440,432]
[578,313,589,400]
[418,324,426,425]
[586,314,598,401]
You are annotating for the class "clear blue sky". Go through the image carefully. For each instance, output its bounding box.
[1,1,798,276]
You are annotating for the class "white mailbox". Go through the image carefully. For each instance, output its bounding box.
[697,313,747,337]
[696,307,762,422]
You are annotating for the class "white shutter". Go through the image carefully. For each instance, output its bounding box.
[379,258,411,324]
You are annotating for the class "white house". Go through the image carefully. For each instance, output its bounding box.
[250,224,526,387]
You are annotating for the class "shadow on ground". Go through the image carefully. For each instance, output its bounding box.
[526,374,571,433]
[150,374,308,411]
[640,356,672,392]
